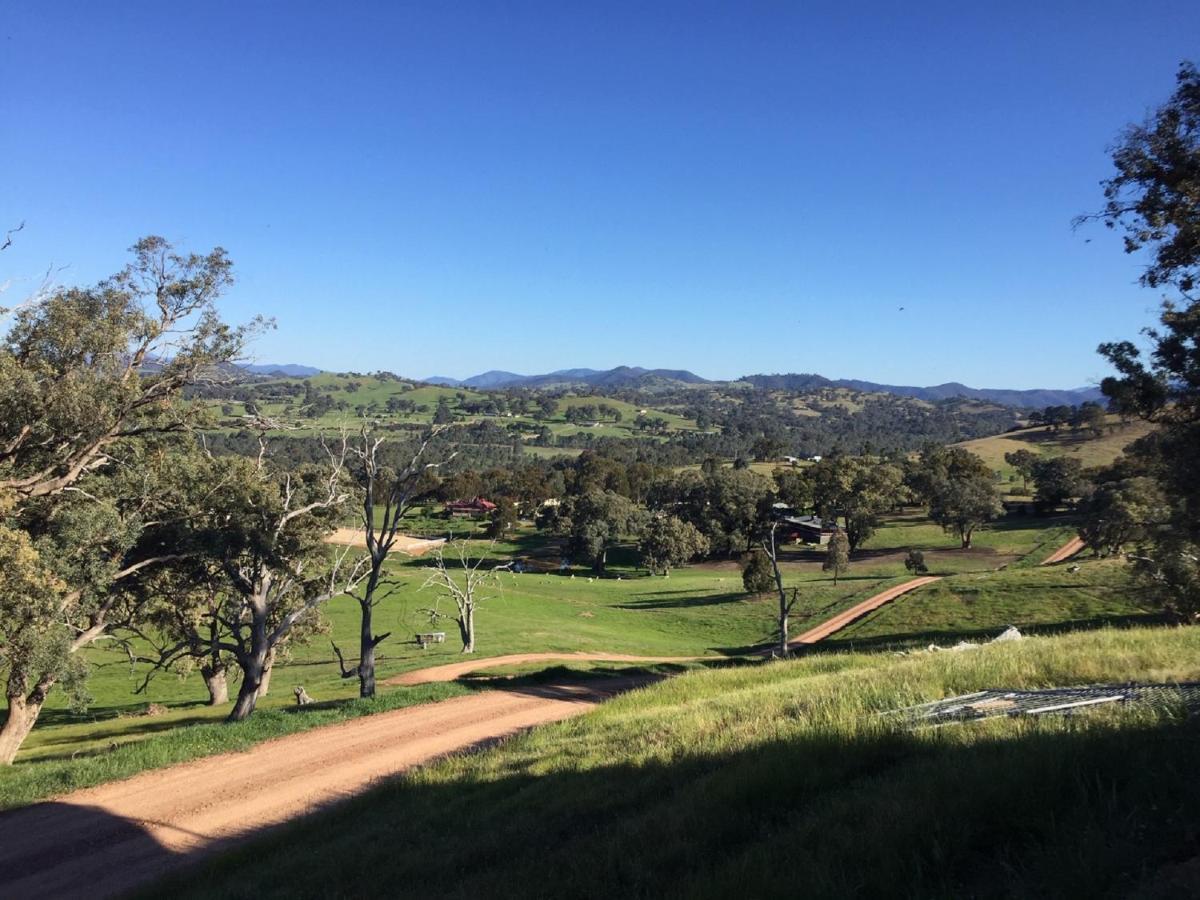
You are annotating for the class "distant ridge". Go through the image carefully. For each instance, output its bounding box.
[384,365,1105,408]
[241,363,322,377]
[419,367,710,390]
[739,373,1105,408]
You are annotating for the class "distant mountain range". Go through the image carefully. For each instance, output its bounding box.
[737,373,1106,408]
[425,367,709,390]
[422,367,1105,408]
[241,363,323,377]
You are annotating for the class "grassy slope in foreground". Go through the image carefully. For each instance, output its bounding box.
[168,627,1200,900]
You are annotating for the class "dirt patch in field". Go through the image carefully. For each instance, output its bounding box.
[692,558,745,572]
[323,528,445,556]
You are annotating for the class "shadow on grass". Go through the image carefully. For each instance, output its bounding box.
[34,699,213,729]
[615,591,750,610]
[138,701,1200,900]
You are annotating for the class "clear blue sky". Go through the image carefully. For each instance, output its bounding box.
[3,1,1197,388]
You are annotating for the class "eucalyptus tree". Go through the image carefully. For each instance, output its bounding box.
[1080,61,1200,619]
[914,447,1002,549]
[0,236,252,763]
[190,442,366,721]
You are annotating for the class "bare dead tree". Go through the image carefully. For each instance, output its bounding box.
[331,424,456,697]
[762,521,801,656]
[418,540,501,654]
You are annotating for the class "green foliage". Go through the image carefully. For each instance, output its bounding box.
[1077,475,1165,558]
[1089,61,1200,293]
[1004,448,1038,491]
[740,548,775,595]
[915,446,1003,549]
[0,236,247,761]
[1030,456,1085,510]
[486,497,519,539]
[648,468,773,558]
[823,531,850,584]
[638,515,708,575]
[551,490,645,573]
[1088,62,1200,620]
[805,456,905,550]
[903,549,928,575]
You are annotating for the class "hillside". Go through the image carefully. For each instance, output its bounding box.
[416,366,1105,408]
[956,417,1155,486]
[165,627,1200,899]
[194,371,1023,463]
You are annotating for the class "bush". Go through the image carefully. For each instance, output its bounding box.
[741,548,775,594]
[904,549,928,575]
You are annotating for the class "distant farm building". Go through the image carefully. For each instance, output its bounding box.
[772,504,837,545]
[444,497,498,517]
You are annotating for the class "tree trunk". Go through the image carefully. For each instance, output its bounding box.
[0,694,42,766]
[358,600,376,699]
[258,648,276,697]
[459,608,475,653]
[201,663,229,705]
[962,528,973,550]
[228,616,270,722]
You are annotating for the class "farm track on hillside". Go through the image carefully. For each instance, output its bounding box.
[787,577,943,647]
[1041,535,1085,565]
[0,680,644,899]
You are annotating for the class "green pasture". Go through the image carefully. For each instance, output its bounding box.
[828,557,1160,651]
[169,626,1200,899]
[0,510,1104,807]
[956,418,1154,489]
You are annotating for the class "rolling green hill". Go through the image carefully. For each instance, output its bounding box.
[955,417,1154,486]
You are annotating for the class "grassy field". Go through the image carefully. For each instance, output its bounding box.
[162,626,1200,899]
[0,509,1090,804]
[956,418,1154,491]
[827,557,1161,651]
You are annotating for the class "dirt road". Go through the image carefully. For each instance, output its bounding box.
[788,576,943,647]
[0,680,639,899]
[1041,535,1085,565]
[782,533,1090,647]
[385,652,703,686]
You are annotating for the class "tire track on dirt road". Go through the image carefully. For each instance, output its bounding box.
[0,680,643,899]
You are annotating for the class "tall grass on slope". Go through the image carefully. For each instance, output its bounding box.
[165,627,1200,900]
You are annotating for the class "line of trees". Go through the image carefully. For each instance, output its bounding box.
[1074,61,1200,621]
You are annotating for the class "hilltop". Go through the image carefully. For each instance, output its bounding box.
[192,370,1026,464]
[417,366,1103,408]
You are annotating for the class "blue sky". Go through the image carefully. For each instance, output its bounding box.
[2,1,1197,388]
